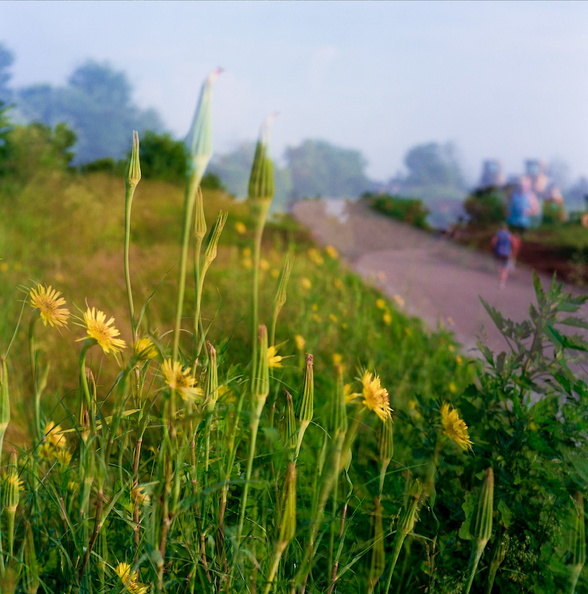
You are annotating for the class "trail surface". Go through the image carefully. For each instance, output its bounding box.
[292,199,588,358]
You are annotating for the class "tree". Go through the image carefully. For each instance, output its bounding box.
[0,100,13,175]
[284,139,371,200]
[401,142,465,201]
[0,43,14,103]
[15,60,165,163]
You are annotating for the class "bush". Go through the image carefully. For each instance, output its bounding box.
[464,186,506,227]
[367,192,430,229]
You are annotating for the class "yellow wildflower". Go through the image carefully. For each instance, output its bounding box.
[360,371,392,422]
[333,278,344,290]
[440,402,473,451]
[29,284,70,327]
[131,485,151,506]
[242,258,252,269]
[161,359,203,402]
[260,258,270,271]
[329,314,338,323]
[456,356,463,365]
[343,383,359,403]
[0,262,8,273]
[270,268,279,278]
[234,221,247,234]
[448,381,457,394]
[375,298,386,310]
[307,248,324,266]
[242,247,252,258]
[301,278,312,290]
[294,335,305,352]
[325,245,339,259]
[332,353,343,366]
[382,312,392,325]
[114,563,149,594]
[134,337,157,361]
[448,345,455,353]
[78,307,126,355]
[312,303,319,312]
[44,421,67,449]
[267,345,283,369]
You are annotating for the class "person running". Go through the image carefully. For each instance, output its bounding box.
[492,223,514,288]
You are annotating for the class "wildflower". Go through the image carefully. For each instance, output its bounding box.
[242,258,253,270]
[294,335,305,352]
[301,278,312,290]
[448,344,455,353]
[115,563,149,594]
[242,247,252,258]
[456,355,463,365]
[375,298,386,310]
[307,248,324,266]
[0,262,8,272]
[360,371,392,422]
[161,359,203,402]
[267,345,283,368]
[131,485,151,506]
[29,284,70,327]
[44,421,67,449]
[312,303,319,312]
[383,312,392,325]
[440,402,473,451]
[260,258,270,271]
[234,221,247,234]
[343,383,359,403]
[78,307,126,355]
[329,314,338,323]
[270,268,279,278]
[332,353,343,366]
[325,245,339,259]
[449,381,457,394]
[333,278,344,290]
[134,337,157,361]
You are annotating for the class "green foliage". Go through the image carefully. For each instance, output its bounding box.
[367,192,430,229]
[285,138,371,200]
[463,186,506,227]
[136,130,188,182]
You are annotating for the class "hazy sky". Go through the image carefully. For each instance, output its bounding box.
[1,1,588,183]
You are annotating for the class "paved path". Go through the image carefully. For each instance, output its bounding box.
[292,199,588,358]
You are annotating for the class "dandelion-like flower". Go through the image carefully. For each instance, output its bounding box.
[440,402,473,451]
[134,337,157,361]
[115,563,149,594]
[78,307,126,355]
[161,359,203,402]
[29,284,70,327]
[294,335,306,352]
[267,345,283,368]
[361,371,392,422]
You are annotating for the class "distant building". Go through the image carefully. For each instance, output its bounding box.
[525,159,549,195]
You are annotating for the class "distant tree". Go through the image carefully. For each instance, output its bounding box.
[401,142,465,201]
[0,100,13,175]
[463,186,506,227]
[138,130,188,182]
[15,60,165,164]
[0,43,14,102]
[284,139,371,200]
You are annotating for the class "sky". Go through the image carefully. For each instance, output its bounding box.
[1,1,588,185]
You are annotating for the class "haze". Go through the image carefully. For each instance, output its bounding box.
[1,1,588,184]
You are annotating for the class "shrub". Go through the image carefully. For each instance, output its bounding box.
[367,192,430,229]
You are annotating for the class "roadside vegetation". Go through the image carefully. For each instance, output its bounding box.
[0,75,587,594]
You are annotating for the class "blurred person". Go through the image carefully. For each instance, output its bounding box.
[507,175,540,235]
[492,223,514,288]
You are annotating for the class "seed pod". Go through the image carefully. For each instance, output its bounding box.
[398,479,421,537]
[194,186,207,241]
[3,451,21,557]
[0,355,10,459]
[252,325,270,401]
[186,69,222,187]
[471,468,494,545]
[295,354,314,457]
[205,342,219,414]
[283,390,297,455]
[248,115,276,228]
[272,252,293,315]
[125,130,141,190]
[202,210,227,273]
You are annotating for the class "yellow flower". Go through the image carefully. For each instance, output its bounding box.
[44,421,67,449]
[270,268,279,278]
[242,247,252,258]
[329,314,338,323]
[332,353,343,366]
[267,345,283,369]
[131,485,151,506]
[79,307,126,355]
[161,359,203,402]
[242,258,253,269]
[440,402,473,451]
[312,303,319,312]
[325,245,339,259]
[456,356,463,365]
[294,335,305,352]
[115,563,149,594]
[234,221,247,234]
[382,312,392,325]
[301,278,312,290]
[0,262,8,273]
[343,383,359,403]
[360,371,392,422]
[260,258,270,271]
[29,284,70,327]
[134,337,157,361]
[307,248,324,266]
[333,278,344,290]
[448,345,455,353]
[448,381,457,394]
[375,298,386,310]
